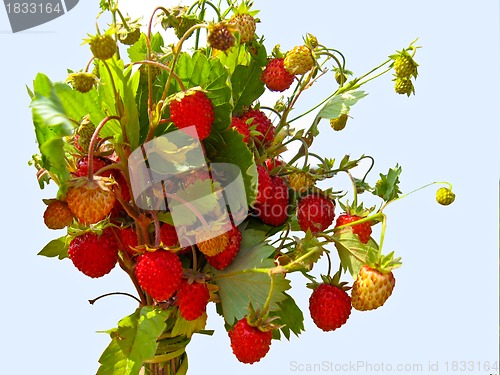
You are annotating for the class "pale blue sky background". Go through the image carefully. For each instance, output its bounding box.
[0,1,498,374]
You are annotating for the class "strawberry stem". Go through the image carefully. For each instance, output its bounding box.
[87,115,120,180]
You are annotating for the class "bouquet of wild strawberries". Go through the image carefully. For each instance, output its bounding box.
[29,0,455,374]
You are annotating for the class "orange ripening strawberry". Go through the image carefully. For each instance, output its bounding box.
[43,200,74,229]
[205,226,242,270]
[66,178,116,225]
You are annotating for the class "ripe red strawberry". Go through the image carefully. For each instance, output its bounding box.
[118,226,139,256]
[228,317,273,364]
[207,23,236,51]
[170,91,214,140]
[135,250,183,301]
[351,265,396,311]
[43,200,74,229]
[66,178,116,225]
[335,213,372,244]
[72,156,111,178]
[297,194,335,233]
[256,175,289,226]
[205,226,242,270]
[240,109,275,145]
[265,157,285,174]
[255,165,273,206]
[261,58,295,92]
[68,228,118,278]
[177,279,210,321]
[231,117,250,143]
[160,223,179,247]
[229,13,256,44]
[309,283,352,331]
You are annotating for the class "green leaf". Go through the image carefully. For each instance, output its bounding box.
[317,90,368,119]
[231,61,265,114]
[97,306,169,375]
[213,229,290,324]
[171,312,207,338]
[204,128,258,207]
[128,33,165,62]
[373,164,402,202]
[30,73,73,185]
[38,237,68,260]
[108,60,140,149]
[271,293,304,340]
[335,230,378,278]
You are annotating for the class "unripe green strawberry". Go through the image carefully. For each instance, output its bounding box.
[75,115,96,152]
[351,265,396,311]
[43,200,74,229]
[67,72,97,93]
[288,171,314,193]
[118,27,141,45]
[229,13,256,44]
[89,34,117,60]
[207,23,235,51]
[436,187,455,205]
[394,54,418,78]
[394,77,415,96]
[335,71,347,85]
[174,16,200,39]
[330,114,348,131]
[284,45,315,75]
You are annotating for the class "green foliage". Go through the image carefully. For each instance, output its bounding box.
[97,307,169,375]
[213,229,290,324]
[335,230,378,278]
[317,90,367,119]
[230,61,266,114]
[271,293,304,340]
[30,73,74,186]
[373,164,402,202]
[38,237,68,259]
[204,128,258,206]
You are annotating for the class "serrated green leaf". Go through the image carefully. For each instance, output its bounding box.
[317,90,367,119]
[271,293,304,340]
[216,44,251,73]
[213,229,290,324]
[373,164,402,202]
[97,306,169,375]
[231,61,265,113]
[335,230,377,278]
[38,237,68,260]
[204,128,257,207]
[171,312,207,338]
[128,33,165,62]
[30,73,73,185]
[108,60,140,149]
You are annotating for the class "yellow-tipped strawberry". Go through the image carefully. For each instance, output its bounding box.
[67,72,97,93]
[66,177,116,225]
[288,171,315,193]
[436,187,455,206]
[284,45,315,75]
[86,32,117,60]
[351,251,401,311]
